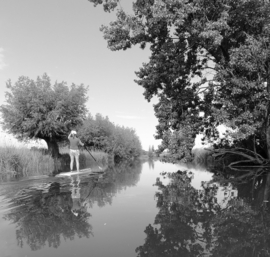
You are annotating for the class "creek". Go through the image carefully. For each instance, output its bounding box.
[0,160,269,257]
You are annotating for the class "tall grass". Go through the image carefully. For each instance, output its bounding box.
[0,145,109,181]
[0,146,54,180]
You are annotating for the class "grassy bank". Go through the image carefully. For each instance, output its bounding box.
[0,146,54,180]
[0,146,108,180]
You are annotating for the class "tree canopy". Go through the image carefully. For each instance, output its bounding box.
[0,73,88,157]
[0,73,142,163]
[88,0,270,162]
[79,113,142,162]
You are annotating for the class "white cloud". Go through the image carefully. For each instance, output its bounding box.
[0,48,6,70]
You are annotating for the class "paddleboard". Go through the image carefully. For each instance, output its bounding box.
[56,168,103,177]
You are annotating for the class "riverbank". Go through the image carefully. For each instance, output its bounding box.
[0,146,108,181]
[0,146,54,180]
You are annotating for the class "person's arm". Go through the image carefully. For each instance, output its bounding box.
[68,132,72,139]
[78,139,84,147]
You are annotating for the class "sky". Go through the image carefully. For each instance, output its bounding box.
[0,0,161,150]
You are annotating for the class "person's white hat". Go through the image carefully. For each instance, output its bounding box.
[71,130,77,135]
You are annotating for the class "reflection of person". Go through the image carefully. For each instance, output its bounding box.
[70,175,88,217]
[70,175,81,216]
[68,130,84,172]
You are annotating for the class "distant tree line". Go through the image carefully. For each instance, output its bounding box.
[78,113,142,162]
[148,145,155,159]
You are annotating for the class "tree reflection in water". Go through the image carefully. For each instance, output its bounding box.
[136,170,220,256]
[4,181,92,251]
[148,159,155,170]
[211,168,270,257]
[3,160,142,251]
[136,169,270,257]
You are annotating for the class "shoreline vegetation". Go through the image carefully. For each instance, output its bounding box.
[0,145,108,181]
[0,75,143,174]
[0,143,163,182]
[81,0,270,179]
[0,146,54,180]
[1,1,270,183]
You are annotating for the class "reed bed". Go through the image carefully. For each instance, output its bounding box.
[0,146,54,180]
[0,145,108,181]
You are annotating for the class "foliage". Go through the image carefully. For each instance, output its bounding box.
[0,73,88,158]
[0,146,54,180]
[78,113,142,162]
[148,145,155,159]
[88,0,270,162]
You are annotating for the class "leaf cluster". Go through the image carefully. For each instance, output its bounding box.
[78,113,142,161]
[89,0,270,161]
[0,73,88,143]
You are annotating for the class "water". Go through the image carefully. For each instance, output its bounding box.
[0,161,269,257]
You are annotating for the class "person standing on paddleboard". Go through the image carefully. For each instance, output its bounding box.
[68,130,84,172]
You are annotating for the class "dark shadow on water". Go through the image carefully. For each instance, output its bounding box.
[1,160,143,251]
[136,170,219,257]
[136,167,270,257]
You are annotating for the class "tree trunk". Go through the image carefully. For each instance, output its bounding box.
[43,137,61,173]
[263,172,270,209]
[45,139,60,158]
[266,78,270,159]
[266,127,270,159]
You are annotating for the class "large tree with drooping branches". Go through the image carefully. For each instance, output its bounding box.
[88,0,270,163]
[0,73,88,161]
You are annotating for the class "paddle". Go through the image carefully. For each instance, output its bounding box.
[84,146,102,170]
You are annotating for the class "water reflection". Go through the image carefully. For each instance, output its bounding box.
[4,181,92,251]
[212,167,270,210]
[136,170,219,256]
[210,167,270,256]
[70,175,87,216]
[3,160,270,256]
[148,159,155,170]
[136,167,270,257]
[1,160,142,252]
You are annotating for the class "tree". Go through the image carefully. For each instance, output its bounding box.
[0,73,88,160]
[148,145,156,159]
[88,0,270,162]
[79,113,142,162]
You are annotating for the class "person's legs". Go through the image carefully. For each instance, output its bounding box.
[75,153,80,172]
[70,151,75,171]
